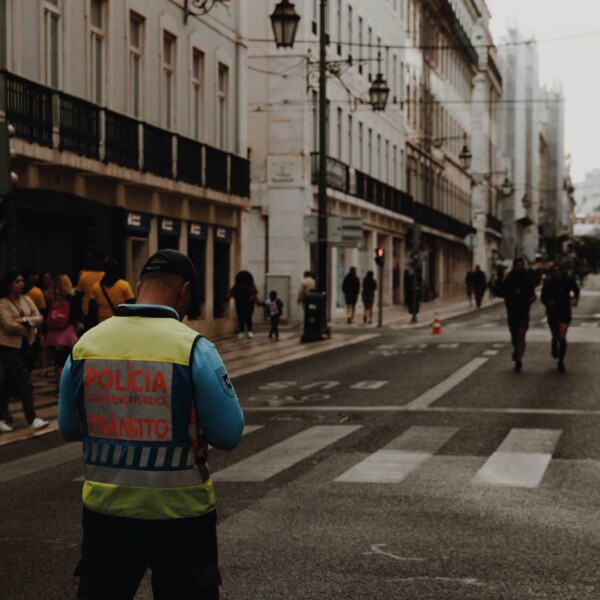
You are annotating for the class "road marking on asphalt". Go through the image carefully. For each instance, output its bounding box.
[365,544,425,562]
[472,428,562,488]
[580,322,599,328]
[350,381,388,390]
[211,425,360,482]
[403,357,489,411]
[0,443,81,484]
[492,343,506,348]
[438,343,459,349]
[482,350,499,356]
[335,426,458,483]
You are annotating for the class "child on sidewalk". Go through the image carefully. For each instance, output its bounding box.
[266,290,283,340]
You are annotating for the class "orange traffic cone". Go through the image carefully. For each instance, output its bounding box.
[432,313,442,335]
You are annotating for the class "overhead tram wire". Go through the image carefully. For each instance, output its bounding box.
[246,29,600,52]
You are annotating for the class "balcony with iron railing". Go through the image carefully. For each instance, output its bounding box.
[0,69,250,199]
[486,213,503,235]
[310,152,475,239]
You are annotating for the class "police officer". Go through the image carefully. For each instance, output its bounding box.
[58,249,244,600]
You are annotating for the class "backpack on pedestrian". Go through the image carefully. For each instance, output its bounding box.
[46,300,71,331]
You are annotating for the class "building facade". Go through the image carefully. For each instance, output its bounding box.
[497,26,541,263]
[0,0,250,336]
[246,0,500,321]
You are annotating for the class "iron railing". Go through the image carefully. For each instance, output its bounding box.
[177,135,203,186]
[230,154,250,197]
[59,92,100,159]
[205,145,228,193]
[3,71,53,148]
[310,152,475,238]
[486,213,503,234]
[0,69,250,198]
[105,110,139,170]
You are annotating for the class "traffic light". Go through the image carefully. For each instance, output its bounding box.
[0,120,18,196]
[374,247,385,267]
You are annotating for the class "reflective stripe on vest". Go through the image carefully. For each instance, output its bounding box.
[72,315,215,520]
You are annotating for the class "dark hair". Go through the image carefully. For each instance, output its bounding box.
[234,270,255,288]
[365,271,374,280]
[269,290,277,301]
[89,250,106,271]
[102,260,122,287]
[0,270,22,298]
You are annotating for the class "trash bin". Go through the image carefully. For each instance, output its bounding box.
[301,292,328,342]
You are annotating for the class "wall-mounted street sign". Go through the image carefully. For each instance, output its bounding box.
[303,216,362,247]
[189,222,209,241]
[214,225,233,243]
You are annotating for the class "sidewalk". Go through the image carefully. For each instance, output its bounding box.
[0,294,501,447]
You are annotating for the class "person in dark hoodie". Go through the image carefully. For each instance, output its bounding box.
[499,258,537,372]
[229,270,258,339]
[88,260,136,326]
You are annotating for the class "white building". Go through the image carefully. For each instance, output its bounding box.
[575,169,600,217]
[246,0,494,321]
[497,26,541,262]
[0,0,250,337]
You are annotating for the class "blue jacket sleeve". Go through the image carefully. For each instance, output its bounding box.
[58,356,83,441]
[192,338,244,450]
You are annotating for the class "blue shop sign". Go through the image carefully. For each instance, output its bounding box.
[160,217,181,237]
[214,225,233,243]
[125,211,151,233]
[189,221,209,241]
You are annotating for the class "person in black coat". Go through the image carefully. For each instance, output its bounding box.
[499,258,537,372]
[229,270,258,339]
[341,267,360,324]
[541,262,580,372]
[472,265,487,308]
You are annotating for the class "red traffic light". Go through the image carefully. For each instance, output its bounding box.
[374,247,384,266]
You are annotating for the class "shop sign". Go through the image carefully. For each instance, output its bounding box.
[125,212,151,233]
[214,226,233,243]
[160,217,181,237]
[189,222,209,241]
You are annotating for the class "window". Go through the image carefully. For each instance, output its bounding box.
[191,49,204,140]
[89,0,105,104]
[0,0,8,69]
[368,128,372,174]
[129,13,144,118]
[368,27,372,80]
[162,32,176,129]
[393,144,397,187]
[336,107,342,159]
[377,134,381,179]
[358,121,363,170]
[347,114,353,165]
[336,0,342,55]
[358,17,363,75]
[217,63,229,150]
[347,5,353,61]
[312,90,318,152]
[43,0,61,88]
[385,139,390,183]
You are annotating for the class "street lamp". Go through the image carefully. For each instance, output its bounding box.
[459,143,472,170]
[270,0,301,49]
[500,176,513,197]
[369,73,390,112]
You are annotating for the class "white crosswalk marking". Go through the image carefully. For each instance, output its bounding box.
[335,426,458,483]
[472,428,562,488]
[211,425,360,482]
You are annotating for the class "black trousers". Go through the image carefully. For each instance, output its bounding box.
[0,345,36,424]
[76,507,221,600]
[235,301,254,333]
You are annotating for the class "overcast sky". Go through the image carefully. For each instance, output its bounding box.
[486,0,600,183]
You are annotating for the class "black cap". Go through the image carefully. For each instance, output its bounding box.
[140,250,200,318]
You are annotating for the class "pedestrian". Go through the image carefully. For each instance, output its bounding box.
[404,266,422,318]
[46,274,81,393]
[58,248,244,600]
[541,262,580,372]
[24,268,48,372]
[39,271,53,376]
[297,270,316,309]
[88,260,135,326]
[76,251,105,331]
[265,290,283,340]
[342,266,360,324]
[465,269,474,306]
[361,271,377,324]
[472,265,487,308]
[229,270,258,339]
[499,258,537,372]
[0,271,49,432]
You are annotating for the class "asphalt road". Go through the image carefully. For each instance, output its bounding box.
[1,275,600,599]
